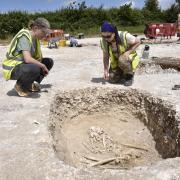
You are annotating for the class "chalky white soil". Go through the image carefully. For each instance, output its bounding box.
[0,36,180,179]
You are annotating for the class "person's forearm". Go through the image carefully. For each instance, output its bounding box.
[22,50,44,69]
[126,41,141,54]
[103,57,109,71]
[24,57,42,67]
[103,53,109,71]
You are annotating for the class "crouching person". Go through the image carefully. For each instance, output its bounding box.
[100,21,140,86]
[2,18,54,97]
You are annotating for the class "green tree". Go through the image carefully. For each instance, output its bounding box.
[143,0,162,22]
[0,1,172,39]
[118,3,133,26]
[164,4,178,22]
[77,1,87,10]
[144,0,160,12]
[175,0,180,12]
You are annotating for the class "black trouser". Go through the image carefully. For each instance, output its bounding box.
[11,58,54,90]
[109,67,134,84]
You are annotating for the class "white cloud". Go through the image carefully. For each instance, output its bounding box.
[63,0,75,7]
[158,0,176,9]
[121,1,135,8]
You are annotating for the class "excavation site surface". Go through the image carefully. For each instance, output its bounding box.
[62,108,160,169]
[49,87,180,179]
[1,37,180,179]
[51,90,162,170]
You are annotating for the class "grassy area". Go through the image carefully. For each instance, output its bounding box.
[0,25,145,43]
[118,25,145,34]
[66,25,145,38]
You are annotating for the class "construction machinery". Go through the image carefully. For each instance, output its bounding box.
[43,29,64,48]
[144,23,177,40]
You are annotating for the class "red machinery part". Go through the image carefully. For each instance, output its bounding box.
[144,23,177,39]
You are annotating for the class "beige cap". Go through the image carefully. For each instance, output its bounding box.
[29,17,50,32]
[34,17,50,29]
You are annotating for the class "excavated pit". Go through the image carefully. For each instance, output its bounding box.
[49,87,180,170]
[137,57,180,74]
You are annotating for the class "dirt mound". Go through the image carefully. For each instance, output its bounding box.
[137,57,180,75]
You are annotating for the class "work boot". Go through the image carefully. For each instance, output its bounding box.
[14,83,30,97]
[118,76,126,84]
[29,83,41,92]
[124,74,134,86]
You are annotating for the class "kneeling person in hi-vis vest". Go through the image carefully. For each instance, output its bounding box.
[100,21,141,86]
[2,18,54,97]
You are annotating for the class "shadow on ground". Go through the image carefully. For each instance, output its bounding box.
[41,83,52,89]
[91,77,107,84]
[7,89,41,98]
[40,83,53,93]
[6,83,52,97]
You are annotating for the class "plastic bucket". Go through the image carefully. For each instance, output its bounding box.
[42,40,48,45]
[59,40,66,47]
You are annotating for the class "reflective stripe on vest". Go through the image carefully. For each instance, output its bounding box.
[2,29,42,80]
[6,52,25,62]
[2,64,14,70]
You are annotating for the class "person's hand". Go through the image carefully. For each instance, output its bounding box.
[119,51,130,61]
[40,63,49,76]
[104,69,109,80]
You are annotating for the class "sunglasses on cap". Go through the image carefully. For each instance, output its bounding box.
[102,34,112,39]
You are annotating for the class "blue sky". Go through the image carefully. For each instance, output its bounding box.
[0,0,176,12]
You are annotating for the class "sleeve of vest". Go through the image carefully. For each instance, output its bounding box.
[100,38,108,53]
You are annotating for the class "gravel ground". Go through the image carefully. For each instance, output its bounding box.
[0,36,180,180]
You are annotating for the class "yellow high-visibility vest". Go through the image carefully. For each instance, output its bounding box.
[100,31,140,71]
[2,29,42,80]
